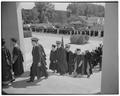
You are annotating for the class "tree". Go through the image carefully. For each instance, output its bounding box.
[34,2,55,23]
[22,8,39,24]
[67,3,105,17]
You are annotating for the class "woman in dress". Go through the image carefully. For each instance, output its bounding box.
[11,38,24,77]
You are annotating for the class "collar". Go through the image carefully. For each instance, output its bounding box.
[14,43,18,47]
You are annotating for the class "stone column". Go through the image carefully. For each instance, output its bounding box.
[2,2,25,69]
[101,3,118,94]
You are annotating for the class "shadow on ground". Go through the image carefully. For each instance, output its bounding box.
[11,78,45,88]
[20,71,30,78]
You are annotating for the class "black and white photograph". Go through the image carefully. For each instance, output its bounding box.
[1,1,118,95]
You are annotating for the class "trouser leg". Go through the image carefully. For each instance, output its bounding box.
[29,66,35,81]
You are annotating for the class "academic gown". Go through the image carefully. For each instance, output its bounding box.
[2,47,12,83]
[12,46,24,76]
[74,55,83,74]
[49,50,57,71]
[30,45,48,81]
[56,47,68,75]
[38,44,47,69]
[84,53,92,75]
[66,51,74,74]
[38,44,46,61]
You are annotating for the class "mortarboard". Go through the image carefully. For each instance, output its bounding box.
[56,41,61,44]
[65,44,70,48]
[76,48,81,51]
[52,44,56,48]
[31,37,39,42]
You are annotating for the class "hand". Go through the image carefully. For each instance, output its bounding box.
[38,62,41,67]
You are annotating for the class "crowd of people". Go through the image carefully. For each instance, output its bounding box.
[31,27,104,37]
[2,37,103,86]
[49,41,103,78]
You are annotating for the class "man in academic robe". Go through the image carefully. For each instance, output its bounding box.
[27,37,48,83]
[38,42,47,67]
[73,49,83,77]
[65,44,74,75]
[56,41,68,75]
[84,50,93,78]
[49,44,57,72]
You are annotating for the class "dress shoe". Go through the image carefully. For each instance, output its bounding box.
[26,80,34,83]
[87,75,90,78]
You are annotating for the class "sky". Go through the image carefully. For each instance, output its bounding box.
[20,2,105,10]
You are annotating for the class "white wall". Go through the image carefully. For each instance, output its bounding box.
[2,2,20,53]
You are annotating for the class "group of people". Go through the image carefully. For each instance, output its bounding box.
[2,37,103,85]
[2,38,24,86]
[49,41,103,78]
[33,27,104,37]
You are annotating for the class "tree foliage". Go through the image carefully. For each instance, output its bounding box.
[34,2,55,23]
[67,3,105,17]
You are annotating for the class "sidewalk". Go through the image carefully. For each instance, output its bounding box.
[3,71,101,94]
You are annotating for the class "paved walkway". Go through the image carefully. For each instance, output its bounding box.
[3,70,101,94]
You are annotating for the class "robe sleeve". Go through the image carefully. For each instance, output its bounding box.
[36,46,42,63]
[13,47,19,63]
[6,48,12,63]
[39,44,46,57]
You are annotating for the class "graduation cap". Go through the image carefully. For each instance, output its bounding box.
[31,37,39,42]
[11,38,17,43]
[76,48,81,51]
[65,44,70,48]
[56,41,61,44]
[52,44,56,48]
[85,50,89,53]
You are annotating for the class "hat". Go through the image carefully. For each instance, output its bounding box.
[52,44,56,48]
[65,44,70,48]
[76,48,81,51]
[56,41,61,44]
[11,38,17,43]
[2,38,5,46]
[85,50,89,53]
[31,37,39,42]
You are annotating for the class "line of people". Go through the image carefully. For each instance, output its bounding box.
[2,37,103,85]
[2,38,24,87]
[49,41,103,78]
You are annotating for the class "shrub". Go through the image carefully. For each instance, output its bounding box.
[70,35,89,44]
[24,31,32,38]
